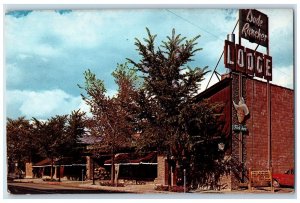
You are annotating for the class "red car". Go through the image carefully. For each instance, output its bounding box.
[272,168,294,188]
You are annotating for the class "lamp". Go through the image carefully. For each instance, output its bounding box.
[218,143,225,151]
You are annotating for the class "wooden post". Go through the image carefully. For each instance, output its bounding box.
[248,168,252,191]
[270,167,274,192]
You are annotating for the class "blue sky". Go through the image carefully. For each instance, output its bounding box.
[5,9,294,120]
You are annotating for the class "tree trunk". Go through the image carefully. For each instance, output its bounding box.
[50,157,54,180]
[111,153,115,186]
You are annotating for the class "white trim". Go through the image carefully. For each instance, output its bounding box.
[104,162,157,166]
[32,164,86,167]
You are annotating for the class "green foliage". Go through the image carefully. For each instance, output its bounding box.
[7,111,87,178]
[32,115,68,160]
[127,28,210,152]
[128,28,228,189]
[32,112,86,179]
[78,69,107,114]
[6,117,40,172]
[79,63,140,184]
[65,110,86,159]
[32,112,86,160]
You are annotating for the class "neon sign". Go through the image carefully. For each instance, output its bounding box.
[224,40,272,81]
[239,9,269,47]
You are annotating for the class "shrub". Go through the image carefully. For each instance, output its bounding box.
[99,181,125,187]
[155,185,169,191]
[155,185,188,192]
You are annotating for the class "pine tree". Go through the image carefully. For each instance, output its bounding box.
[127,28,208,156]
[127,28,227,188]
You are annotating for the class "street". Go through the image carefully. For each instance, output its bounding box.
[6,179,294,195]
[7,182,130,194]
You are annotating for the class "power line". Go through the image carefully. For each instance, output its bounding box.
[273,67,292,77]
[165,9,292,87]
[165,9,224,41]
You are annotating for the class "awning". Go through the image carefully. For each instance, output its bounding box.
[104,151,157,165]
[33,158,86,167]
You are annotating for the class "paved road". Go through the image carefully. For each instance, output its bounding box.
[7,182,130,194]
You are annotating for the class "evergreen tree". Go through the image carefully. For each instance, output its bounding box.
[127,28,228,188]
[127,27,208,156]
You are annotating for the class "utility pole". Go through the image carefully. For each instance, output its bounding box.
[183,169,186,193]
[92,157,95,185]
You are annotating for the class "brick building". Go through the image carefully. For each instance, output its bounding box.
[155,72,294,190]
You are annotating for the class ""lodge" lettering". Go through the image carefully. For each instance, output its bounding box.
[224,40,272,81]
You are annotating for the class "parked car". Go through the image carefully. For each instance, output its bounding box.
[272,168,294,188]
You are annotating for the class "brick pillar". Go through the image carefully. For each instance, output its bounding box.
[86,156,93,180]
[25,162,33,178]
[231,73,247,189]
[154,155,168,186]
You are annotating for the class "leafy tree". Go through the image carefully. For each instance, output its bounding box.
[127,28,227,188]
[32,115,68,180]
[65,110,86,161]
[31,112,87,180]
[6,117,40,174]
[79,63,139,185]
[183,99,229,189]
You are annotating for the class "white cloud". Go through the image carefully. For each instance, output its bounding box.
[78,99,92,117]
[6,89,87,119]
[260,9,293,33]
[17,54,31,60]
[4,11,107,59]
[4,9,293,108]
[6,63,23,86]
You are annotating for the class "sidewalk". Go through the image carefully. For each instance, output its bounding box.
[11,178,294,194]
[12,178,166,194]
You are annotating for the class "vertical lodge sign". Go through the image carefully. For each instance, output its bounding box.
[224,9,272,81]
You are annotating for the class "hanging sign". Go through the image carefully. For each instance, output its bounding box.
[239,9,269,47]
[232,124,248,132]
[233,97,249,123]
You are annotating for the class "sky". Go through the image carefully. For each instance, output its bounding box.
[4,8,294,120]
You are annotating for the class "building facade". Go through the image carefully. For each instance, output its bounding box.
[155,72,294,190]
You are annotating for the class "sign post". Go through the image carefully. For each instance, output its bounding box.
[183,169,186,193]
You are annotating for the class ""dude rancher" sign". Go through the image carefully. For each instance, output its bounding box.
[239,9,269,47]
[224,9,272,81]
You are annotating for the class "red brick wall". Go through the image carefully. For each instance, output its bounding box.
[245,79,294,173]
[270,85,294,173]
[245,79,269,170]
[209,82,232,141]
[199,75,294,190]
